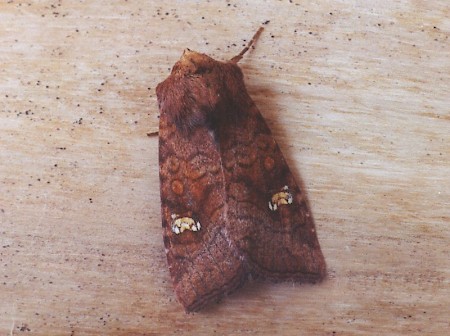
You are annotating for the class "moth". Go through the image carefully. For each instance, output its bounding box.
[156,28,326,312]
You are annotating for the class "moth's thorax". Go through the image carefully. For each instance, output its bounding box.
[155,48,252,133]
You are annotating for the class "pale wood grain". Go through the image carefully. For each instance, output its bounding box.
[0,1,449,335]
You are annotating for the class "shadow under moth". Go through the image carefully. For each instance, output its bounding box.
[156,27,326,312]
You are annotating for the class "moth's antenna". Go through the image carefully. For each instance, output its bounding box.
[230,27,264,63]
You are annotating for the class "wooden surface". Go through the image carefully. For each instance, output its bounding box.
[1,1,449,335]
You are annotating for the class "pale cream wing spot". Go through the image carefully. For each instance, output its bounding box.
[269,186,294,211]
[171,214,202,235]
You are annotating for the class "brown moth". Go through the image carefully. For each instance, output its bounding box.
[156,28,326,312]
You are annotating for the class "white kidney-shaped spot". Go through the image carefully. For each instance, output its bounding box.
[269,185,293,211]
[171,214,201,234]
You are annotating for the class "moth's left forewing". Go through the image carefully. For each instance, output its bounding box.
[157,58,249,312]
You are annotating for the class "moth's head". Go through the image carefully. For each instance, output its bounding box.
[171,49,218,75]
